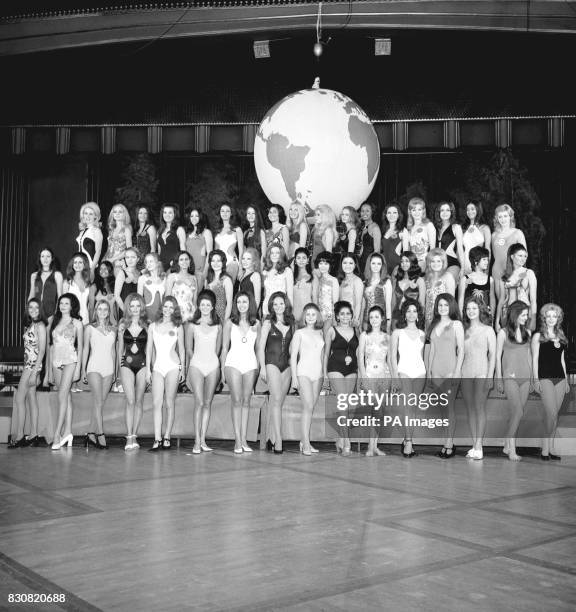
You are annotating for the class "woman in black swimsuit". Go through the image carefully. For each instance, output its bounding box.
[531,303,569,460]
[257,291,295,454]
[157,204,186,273]
[434,201,463,284]
[118,293,148,451]
[134,205,157,260]
[324,301,359,456]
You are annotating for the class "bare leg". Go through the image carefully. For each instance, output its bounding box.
[298,376,322,452]
[120,366,136,436]
[225,366,244,450]
[12,370,33,440]
[240,370,258,448]
[52,364,75,442]
[329,373,357,454]
[266,365,291,451]
[473,379,489,452]
[540,380,565,456]
[27,378,40,438]
[162,370,180,440]
[503,380,530,461]
[151,371,166,442]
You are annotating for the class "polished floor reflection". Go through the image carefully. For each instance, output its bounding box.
[1,442,575,611]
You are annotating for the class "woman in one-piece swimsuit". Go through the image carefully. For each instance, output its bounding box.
[138,252,166,323]
[146,296,185,452]
[427,294,464,459]
[186,289,222,454]
[496,300,533,461]
[157,204,186,273]
[325,301,359,456]
[185,207,213,290]
[531,303,569,461]
[82,299,116,450]
[76,202,103,275]
[134,205,157,260]
[222,292,261,454]
[257,291,295,454]
[390,299,426,458]
[214,203,244,283]
[290,303,325,456]
[118,293,148,451]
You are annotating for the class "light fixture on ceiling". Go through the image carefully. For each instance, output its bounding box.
[375,38,391,56]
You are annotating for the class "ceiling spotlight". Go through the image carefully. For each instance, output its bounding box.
[253,40,270,58]
[375,38,391,56]
[313,42,323,57]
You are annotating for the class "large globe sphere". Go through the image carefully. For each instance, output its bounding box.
[254,87,380,216]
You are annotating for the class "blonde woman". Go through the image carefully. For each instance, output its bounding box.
[286,201,309,259]
[491,204,526,297]
[402,197,436,272]
[423,248,456,330]
[104,204,133,270]
[76,201,103,274]
[311,205,337,264]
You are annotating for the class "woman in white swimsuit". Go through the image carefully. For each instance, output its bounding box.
[214,203,244,283]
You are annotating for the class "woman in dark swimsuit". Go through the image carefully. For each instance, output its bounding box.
[118,293,148,451]
[391,251,425,329]
[434,201,464,284]
[258,291,295,454]
[157,203,186,273]
[358,202,381,280]
[134,205,157,260]
[381,204,404,276]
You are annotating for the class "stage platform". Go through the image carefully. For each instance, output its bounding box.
[2,389,576,454]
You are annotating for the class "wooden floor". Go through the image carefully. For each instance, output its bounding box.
[1,441,575,611]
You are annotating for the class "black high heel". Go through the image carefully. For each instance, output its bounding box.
[96,434,108,450]
[84,433,98,449]
[8,437,27,449]
[266,440,274,452]
[148,439,162,452]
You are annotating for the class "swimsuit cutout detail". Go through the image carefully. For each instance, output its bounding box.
[34,271,58,320]
[437,225,459,268]
[121,327,147,374]
[52,321,78,368]
[86,327,116,378]
[296,330,325,381]
[77,227,97,268]
[172,278,196,322]
[461,326,490,378]
[408,225,430,269]
[23,325,39,370]
[265,323,294,373]
[365,332,390,378]
[502,338,532,381]
[538,340,565,380]
[224,324,258,374]
[327,328,359,376]
[151,323,180,377]
[397,329,426,378]
[189,324,220,376]
[157,229,180,272]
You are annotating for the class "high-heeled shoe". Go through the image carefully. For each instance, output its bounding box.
[266,439,274,452]
[310,445,319,453]
[437,446,456,459]
[234,446,243,454]
[342,445,352,457]
[8,437,27,449]
[299,442,312,456]
[241,444,253,453]
[335,439,344,454]
[273,443,283,454]
[52,434,73,450]
[162,438,171,450]
[200,443,213,452]
[95,434,108,450]
[124,435,134,450]
[84,433,98,448]
[148,439,162,452]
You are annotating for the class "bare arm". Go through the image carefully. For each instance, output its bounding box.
[280,226,290,251]
[258,320,271,379]
[347,228,357,253]
[298,222,308,249]
[81,325,91,379]
[371,224,381,253]
[252,272,262,308]
[177,326,186,381]
[323,327,335,378]
[389,330,399,379]
[74,320,84,382]
[148,225,158,253]
[176,226,186,251]
[165,273,176,296]
[289,331,301,389]
[125,226,133,249]
[357,332,367,378]
[55,272,64,298]
[427,223,437,253]
[454,321,465,376]
[453,224,464,269]
[114,270,126,311]
[330,276,339,309]
[384,279,393,334]
[495,280,505,332]
[236,227,244,262]
[223,277,233,320]
[417,278,426,309]
[28,273,36,301]
[220,320,232,382]
[145,324,154,383]
[458,276,467,313]
[93,228,103,269]
[444,273,456,297]
[486,327,497,390]
[528,270,538,331]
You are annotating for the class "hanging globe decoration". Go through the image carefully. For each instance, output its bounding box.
[254,83,380,216]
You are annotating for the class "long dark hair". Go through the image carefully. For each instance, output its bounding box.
[366,305,386,333]
[49,293,81,344]
[192,289,220,326]
[395,298,424,331]
[394,250,421,283]
[266,291,295,326]
[192,289,219,326]
[158,203,181,236]
[505,300,531,344]
[263,244,289,273]
[502,243,528,283]
[381,204,405,233]
[35,246,58,274]
[293,247,312,281]
[174,250,196,275]
[230,291,259,326]
[433,201,458,229]
[215,203,239,232]
[338,253,361,282]
[462,199,486,231]
[23,298,48,328]
[185,206,209,235]
[133,205,156,232]
[206,249,232,284]
[426,293,461,340]
[94,261,115,295]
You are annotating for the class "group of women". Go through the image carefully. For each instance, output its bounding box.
[9,197,569,461]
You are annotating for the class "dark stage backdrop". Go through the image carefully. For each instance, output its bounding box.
[1,149,574,364]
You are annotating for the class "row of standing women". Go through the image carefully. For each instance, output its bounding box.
[11,285,568,462]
